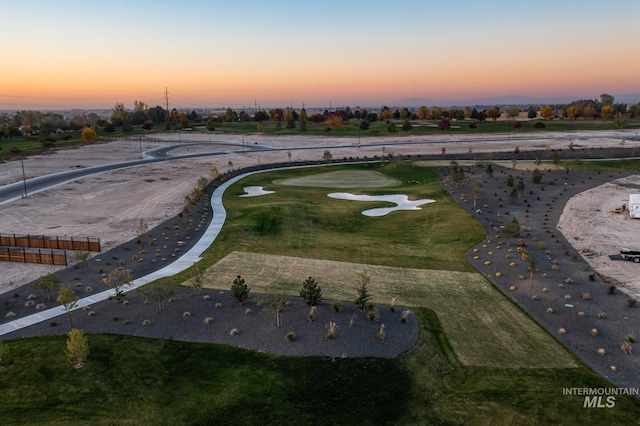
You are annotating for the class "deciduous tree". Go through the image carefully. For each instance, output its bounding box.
[81,127,97,144]
[66,328,89,368]
[540,105,554,120]
[102,268,133,301]
[504,216,521,246]
[35,273,60,301]
[58,285,78,329]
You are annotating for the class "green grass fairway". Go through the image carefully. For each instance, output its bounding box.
[207,163,484,273]
[2,161,640,424]
[203,251,576,368]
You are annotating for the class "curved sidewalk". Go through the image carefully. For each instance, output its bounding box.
[0,172,246,336]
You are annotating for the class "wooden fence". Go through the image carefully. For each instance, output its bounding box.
[0,233,100,252]
[0,247,67,266]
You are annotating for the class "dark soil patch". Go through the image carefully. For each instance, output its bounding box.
[441,161,640,390]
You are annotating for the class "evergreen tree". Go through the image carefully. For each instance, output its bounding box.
[231,275,250,305]
[300,277,322,306]
[354,273,372,312]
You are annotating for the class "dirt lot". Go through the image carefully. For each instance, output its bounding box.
[0,130,639,295]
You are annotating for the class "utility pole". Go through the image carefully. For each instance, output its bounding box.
[165,87,170,112]
[21,161,28,198]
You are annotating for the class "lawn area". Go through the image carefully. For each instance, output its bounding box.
[1,161,640,424]
[202,251,576,368]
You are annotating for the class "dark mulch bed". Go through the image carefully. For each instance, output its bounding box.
[441,161,640,390]
[1,181,418,359]
[3,287,419,359]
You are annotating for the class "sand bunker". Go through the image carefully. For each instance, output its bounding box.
[328,193,435,217]
[275,170,400,188]
[239,186,275,197]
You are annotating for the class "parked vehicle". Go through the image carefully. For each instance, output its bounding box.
[620,249,640,263]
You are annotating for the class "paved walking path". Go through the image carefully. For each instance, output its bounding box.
[0,171,248,336]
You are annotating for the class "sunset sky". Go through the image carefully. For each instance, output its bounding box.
[1,0,639,110]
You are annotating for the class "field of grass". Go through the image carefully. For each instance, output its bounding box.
[202,251,575,369]
[2,161,640,424]
[207,162,485,273]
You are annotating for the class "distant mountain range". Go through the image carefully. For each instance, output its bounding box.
[394,93,640,108]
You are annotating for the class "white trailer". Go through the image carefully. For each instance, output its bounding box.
[630,194,640,218]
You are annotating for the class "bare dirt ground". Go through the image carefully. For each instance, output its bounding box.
[0,130,638,295]
[558,175,640,299]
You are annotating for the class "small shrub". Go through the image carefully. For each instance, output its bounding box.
[400,310,410,324]
[389,297,397,312]
[558,328,566,334]
[578,311,585,317]
[24,300,35,307]
[564,278,573,284]
[215,303,222,309]
[608,285,616,295]
[85,286,93,293]
[35,303,46,310]
[332,300,342,312]
[203,294,210,301]
[182,311,191,318]
[509,285,516,291]
[203,317,213,325]
[564,295,571,301]
[142,319,151,326]
[284,331,295,342]
[582,292,591,300]
[308,306,317,321]
[597,348,606,355]
[546,308,554,314]
[367,309,377,321]
[326,321,338,340]
[88,311,96,316]
[348,315,356,328]
[245,308,252,315]
[621,342,633,354]
[229,328,239,336]
[628,299,637,308]
[377,324,386,340]
[596,312,606,319]
[49,320,57,326]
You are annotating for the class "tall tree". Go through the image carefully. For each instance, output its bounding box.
[540,105,554,120]
[472,180,482,208]
[35,273,60,301]
[58,285,78,329]
[600,93,615,106]
[504,217,521,246]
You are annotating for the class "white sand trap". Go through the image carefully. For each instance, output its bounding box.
[328,193,435,217]
[239,186,275,197]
